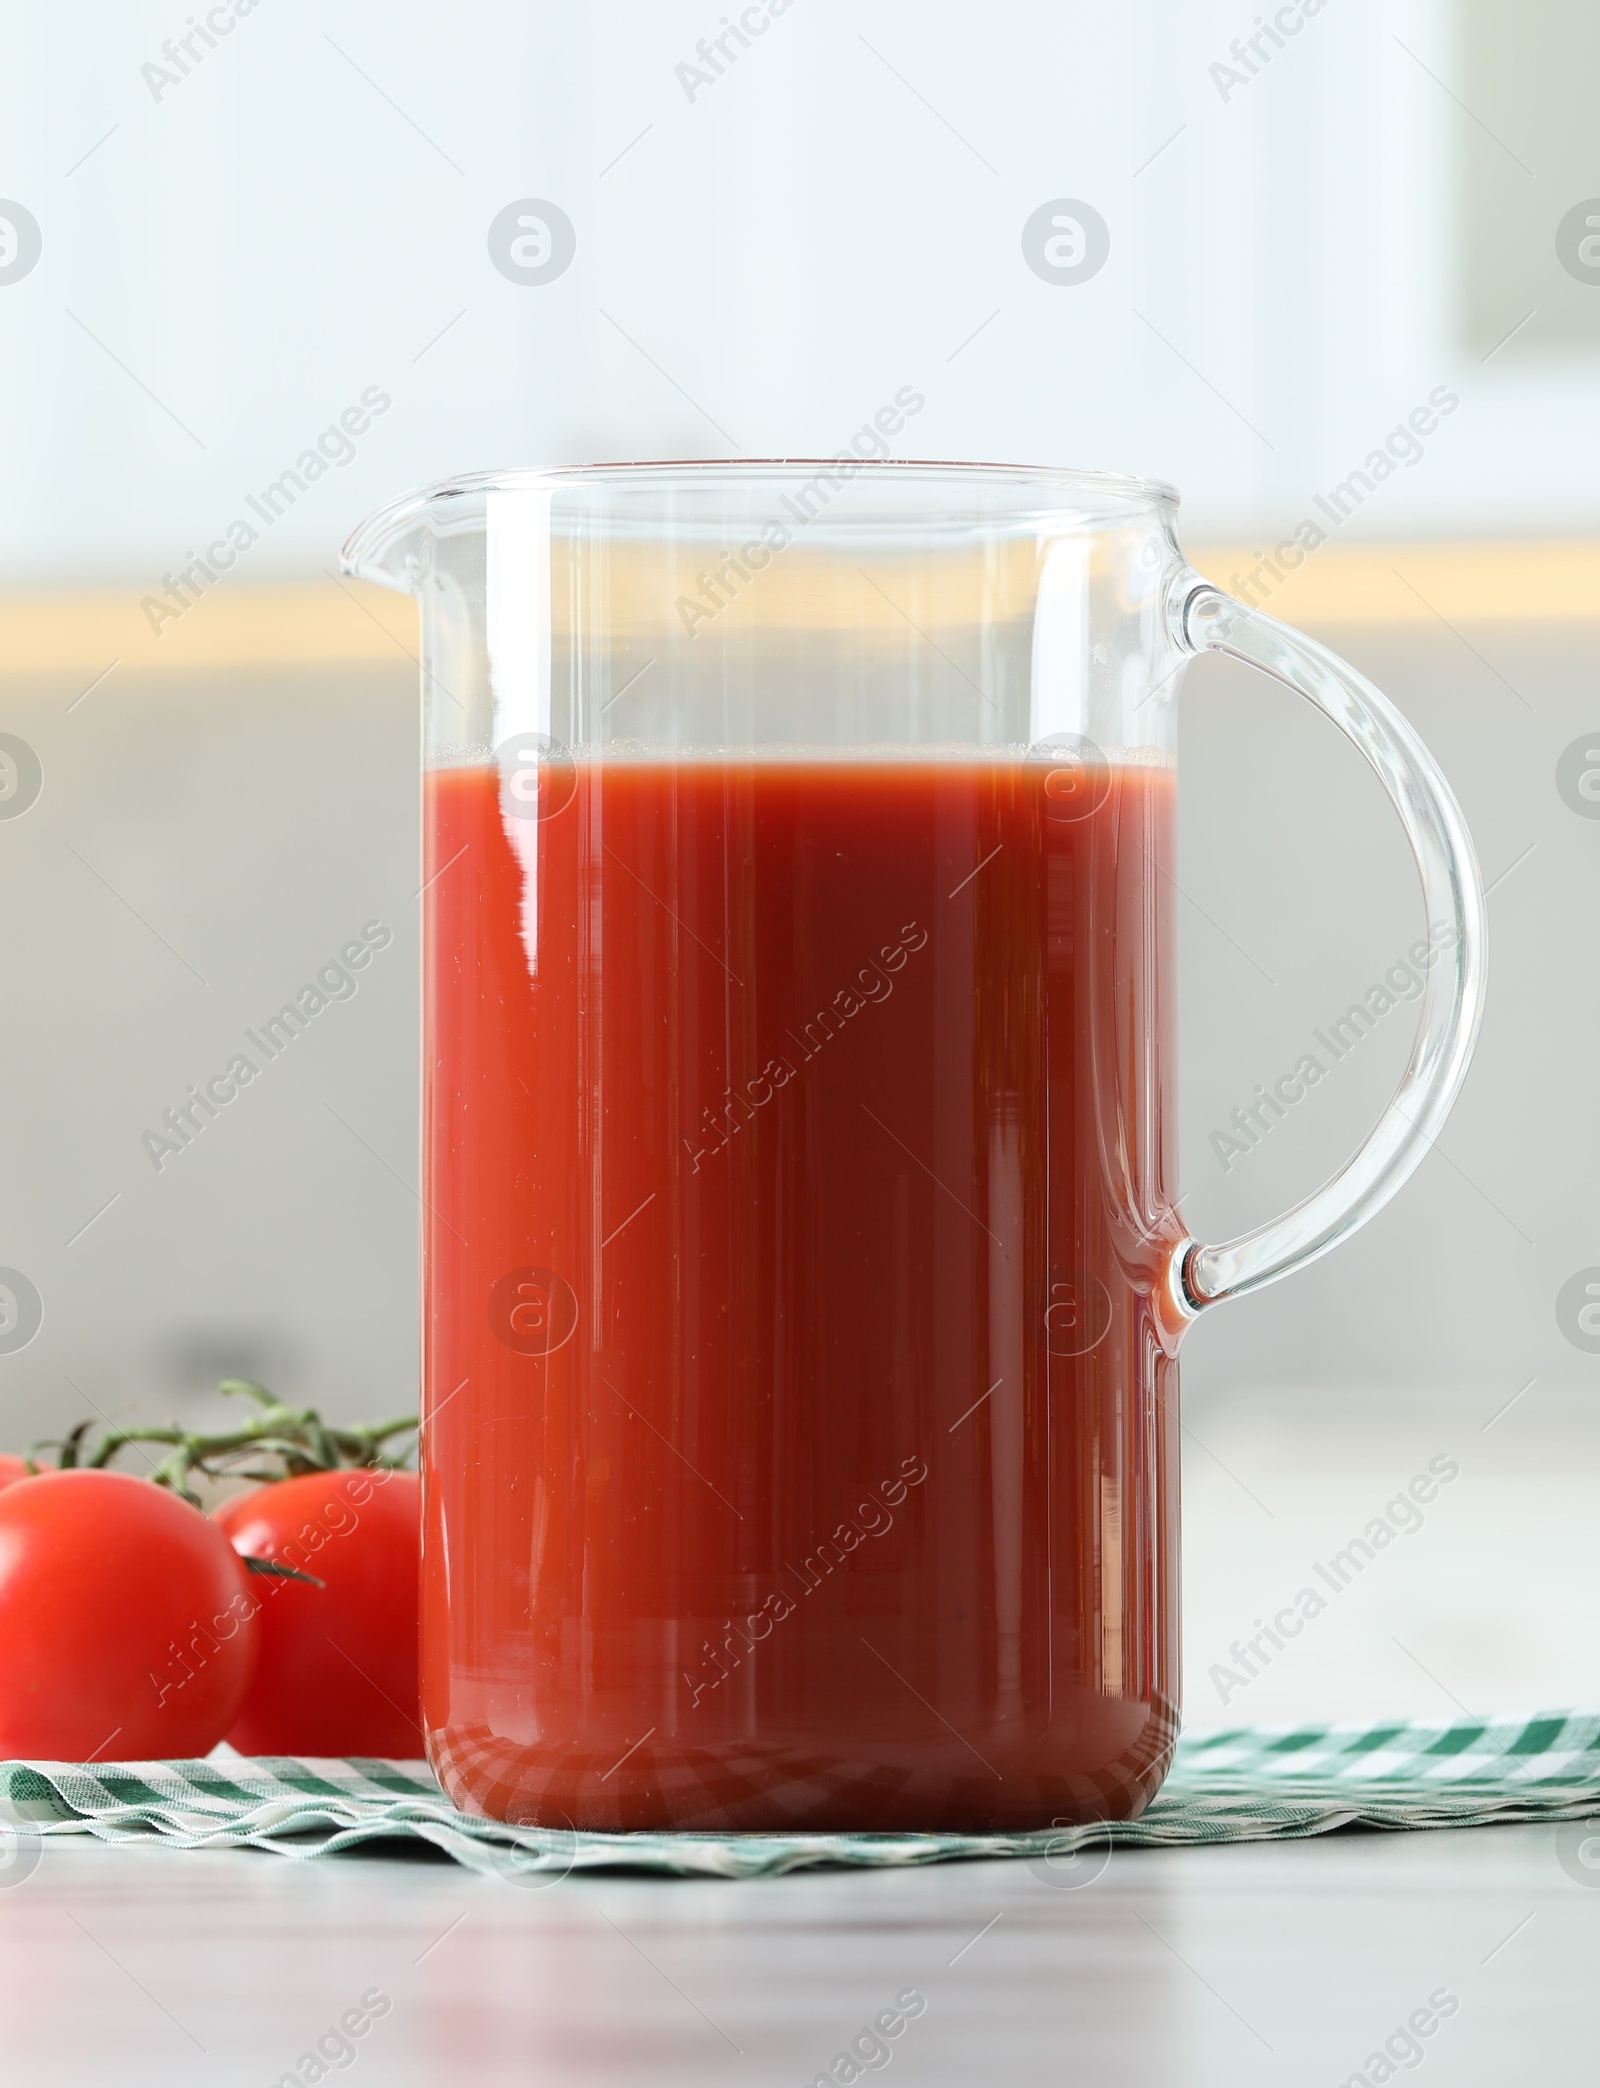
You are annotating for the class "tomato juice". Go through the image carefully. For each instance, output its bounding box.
[422,755,1183,1831]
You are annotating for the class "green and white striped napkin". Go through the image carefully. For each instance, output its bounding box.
[2,1711,1595,1883]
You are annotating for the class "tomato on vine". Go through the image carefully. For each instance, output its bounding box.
[214,1467,421,1757]
[4,1378,420,1762]
[0,1470,259,1759]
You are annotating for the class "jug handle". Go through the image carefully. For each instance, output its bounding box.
[1163,573,1488,1319]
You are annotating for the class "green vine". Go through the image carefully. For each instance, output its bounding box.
[31,1379,418,1509]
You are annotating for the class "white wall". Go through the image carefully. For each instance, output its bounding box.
[2,0,1597,584]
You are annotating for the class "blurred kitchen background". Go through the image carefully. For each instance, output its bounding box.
[0,0,1594,1727]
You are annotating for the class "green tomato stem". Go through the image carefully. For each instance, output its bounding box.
[28,1381,419,1500]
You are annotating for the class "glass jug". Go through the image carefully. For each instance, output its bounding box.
[343,462,1485,1834]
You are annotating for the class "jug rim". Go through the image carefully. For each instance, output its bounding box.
[342,458,1181,585]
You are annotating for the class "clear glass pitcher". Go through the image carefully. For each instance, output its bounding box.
[344,461,1485,1834]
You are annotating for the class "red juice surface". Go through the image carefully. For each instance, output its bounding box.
[422,756,1182,1832]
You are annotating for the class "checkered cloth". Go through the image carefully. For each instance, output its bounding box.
[2,1712,1595,1883]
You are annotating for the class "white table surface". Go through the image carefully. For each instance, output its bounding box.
[3,1820,1590,2085]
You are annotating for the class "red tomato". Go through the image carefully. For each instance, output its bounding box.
[0,1470,258,1759]
[213,1468,420,1757]
[0,1454,34,1493]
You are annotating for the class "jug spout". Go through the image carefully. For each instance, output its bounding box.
[344,478,500,757]
[341,484,442,593]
